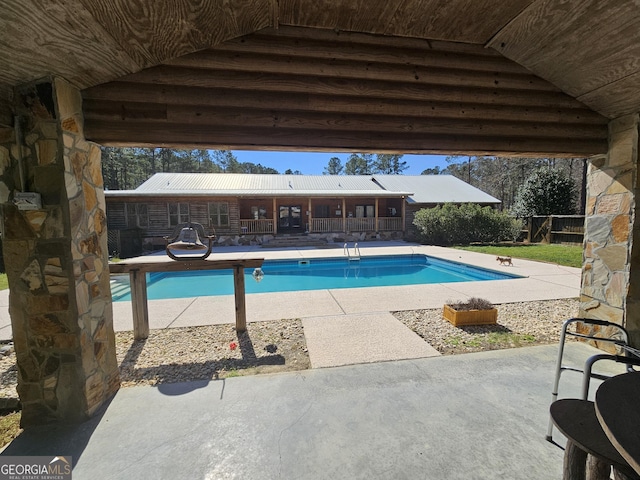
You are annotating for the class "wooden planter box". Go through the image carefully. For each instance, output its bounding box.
[443,304,498,327]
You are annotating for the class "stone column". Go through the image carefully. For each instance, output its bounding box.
[0,77,119,426]
[580,114,639,347]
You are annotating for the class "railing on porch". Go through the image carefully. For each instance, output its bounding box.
[310,217,402,233]
[377,217,402,231]
[311,218,344,232]
[240,219,275,234]
[346,217,376,232]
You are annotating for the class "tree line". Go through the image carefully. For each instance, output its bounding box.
[101,147,280,190]
[424,156,587,214]
[101,148,407,190]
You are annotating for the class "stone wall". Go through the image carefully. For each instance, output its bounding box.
[1,77,119,426]
[580,114,639,347]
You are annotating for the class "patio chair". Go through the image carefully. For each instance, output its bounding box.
[546,318,640,443]
[165,222,215,261]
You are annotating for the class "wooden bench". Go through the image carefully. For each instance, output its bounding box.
[550,399,638,480]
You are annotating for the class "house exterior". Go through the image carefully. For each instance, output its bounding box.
[105,173,500,256]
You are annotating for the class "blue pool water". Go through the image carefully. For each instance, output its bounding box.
[111,254,521,301]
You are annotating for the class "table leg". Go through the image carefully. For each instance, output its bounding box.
[587,455,611,480]
[564,440,587,480]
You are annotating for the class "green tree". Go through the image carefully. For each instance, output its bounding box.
[323,156,344,175]
[372,154,407,174]
[214,150,241,172]
[344,153,373,175]
[421,166,441,175]
[511,167,577,218]
[284,169,303,175]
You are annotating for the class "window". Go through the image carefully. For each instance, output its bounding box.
[355,205,375,217]
[168,203,190,226]
[251,205,267,219]
[208,202,229,227]
[126,204,148,228]
[315,205,330,218]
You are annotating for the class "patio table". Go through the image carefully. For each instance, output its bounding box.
[595,371,640,477]
[549,399,636,479]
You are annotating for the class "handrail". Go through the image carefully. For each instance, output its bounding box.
[343,242,360,260]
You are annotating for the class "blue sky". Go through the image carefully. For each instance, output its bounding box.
[231,151,451,175]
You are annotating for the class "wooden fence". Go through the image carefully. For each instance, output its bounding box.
[523,215,585,244]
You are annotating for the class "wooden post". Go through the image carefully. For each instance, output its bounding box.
[527,217,532,243]
[547,215,553,243]
[308,198,312,233]
[130,269,149,340]
[375,197,379,233]
[342,198,346,232]
[401,196,406,233]
[273,198,278,235]
[234,265,247,332]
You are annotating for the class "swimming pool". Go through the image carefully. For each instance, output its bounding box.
[110,254,521,301]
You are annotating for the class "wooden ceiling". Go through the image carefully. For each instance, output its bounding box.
[2,0,640,156]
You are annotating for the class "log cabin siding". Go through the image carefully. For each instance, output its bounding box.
[105,197,239,239]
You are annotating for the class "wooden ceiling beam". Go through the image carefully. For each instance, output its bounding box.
[82,27,608,156]
[164,51,557,92]
[83,84,605,125]
[85,121,607,157]
[84,100,606,141]
[120,66,589,110]
[209,32,530,74]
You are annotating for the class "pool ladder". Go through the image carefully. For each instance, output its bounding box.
[343,242,361,260]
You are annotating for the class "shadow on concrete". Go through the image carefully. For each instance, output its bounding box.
[0,395,114,469]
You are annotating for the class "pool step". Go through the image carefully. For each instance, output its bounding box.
[110,278,130,298]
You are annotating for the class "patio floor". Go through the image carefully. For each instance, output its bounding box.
[2,342,626,479]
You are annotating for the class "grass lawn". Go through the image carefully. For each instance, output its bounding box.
[0,274,6,291]
[454,244,583,268]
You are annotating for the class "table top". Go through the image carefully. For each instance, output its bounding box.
[550,399,633,473]
[595,371,640,476]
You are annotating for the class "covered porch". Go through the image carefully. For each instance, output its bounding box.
[238,196,405,235]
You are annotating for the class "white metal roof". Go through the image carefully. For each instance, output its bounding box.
[373,175,500,204]
[105,173,500,204]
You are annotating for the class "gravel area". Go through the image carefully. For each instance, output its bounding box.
[116,319,310,387]
[394,298,579,355]
[0,299,579,401]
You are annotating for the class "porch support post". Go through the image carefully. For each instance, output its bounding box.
[342,198,346,232]
[308,198,312,233]
[580,114,640,346]
[375,197,379,232]
[401,196,406,233]
[0,77,119,426]
[272,198,277,235]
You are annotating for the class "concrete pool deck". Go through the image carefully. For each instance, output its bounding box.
[106,241,580,329]
[0,242,581,367]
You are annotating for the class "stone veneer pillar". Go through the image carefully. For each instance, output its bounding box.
[0,77,119,426]
[580,114,639,347]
